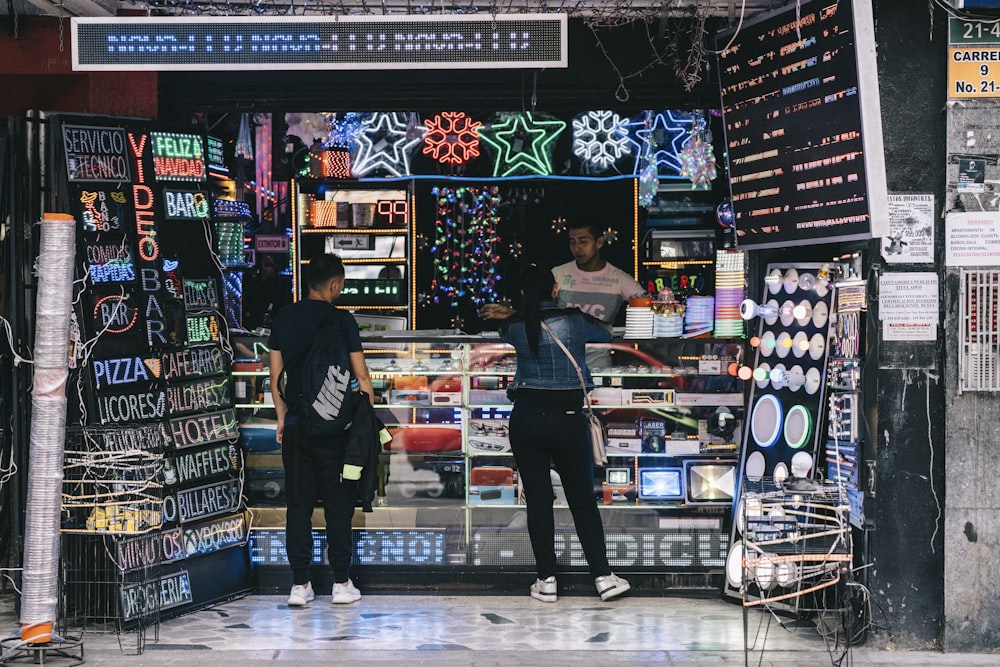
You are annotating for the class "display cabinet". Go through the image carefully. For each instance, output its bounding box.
[239,334,746,575]
[291,179,413,324]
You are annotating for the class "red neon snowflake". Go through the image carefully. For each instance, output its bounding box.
[422,112,483,165]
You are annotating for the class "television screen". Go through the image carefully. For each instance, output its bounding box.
[638,468,684,500]
[716,0,888,249]
[606,468,630,486]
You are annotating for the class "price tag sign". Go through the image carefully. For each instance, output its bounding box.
[948,18,1000,98]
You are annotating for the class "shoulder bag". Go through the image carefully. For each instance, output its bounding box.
[540,321,608,467]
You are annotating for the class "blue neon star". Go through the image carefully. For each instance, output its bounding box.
[628,110,694,176]
[351,112,426,178]
[479,112,567,177]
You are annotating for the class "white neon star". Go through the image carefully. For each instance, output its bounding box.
[351,112,426,178]
[572,110,632,171]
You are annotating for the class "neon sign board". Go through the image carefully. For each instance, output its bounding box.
[162,443,238,486]
[86,242,136,283]
[92,355,160,390]
[78,188,127,233]
[63,124,131,182]
[186,313,221,345]
[182,278,219,311]
[150,132,206,182]
[92,293,139,335]
[116,513,247,573]
[161,478,241,524]
[166,376,233,416]
[120,570,192,621]
[83,423,171,453]
[168,409,240,449]
[71,15,568,71]
[162,345,228,381]
[95,388,167,425]
[164,189,210,219]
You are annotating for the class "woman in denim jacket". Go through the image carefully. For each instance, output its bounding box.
[479,264,631,603]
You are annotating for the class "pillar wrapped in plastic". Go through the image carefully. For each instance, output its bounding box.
[20,213,76,643]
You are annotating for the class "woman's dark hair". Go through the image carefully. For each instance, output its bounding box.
[521,264,556,355]
[304,253,345,294]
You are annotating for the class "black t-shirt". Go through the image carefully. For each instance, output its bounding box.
[267,299,363,398]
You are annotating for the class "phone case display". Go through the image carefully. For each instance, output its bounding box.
[292,179,412,321]
[725,263,835,604]
[240,336,745,575]
[56,116,251,630]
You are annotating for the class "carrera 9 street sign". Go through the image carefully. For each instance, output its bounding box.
[71,14,568,71]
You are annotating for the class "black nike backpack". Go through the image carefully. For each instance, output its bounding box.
[278,308,361,436]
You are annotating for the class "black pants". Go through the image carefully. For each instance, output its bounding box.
[509,399,612,580]
[282,423,357,585]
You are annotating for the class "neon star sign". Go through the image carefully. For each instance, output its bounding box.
[422,112,482,166]
[479,112,566,177]
[351,112,425,178]
[572,110,632,172]
[628,110,694,176]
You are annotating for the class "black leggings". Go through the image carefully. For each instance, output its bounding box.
[509,399,611,580]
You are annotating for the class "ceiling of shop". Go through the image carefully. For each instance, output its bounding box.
[4,0,783,19]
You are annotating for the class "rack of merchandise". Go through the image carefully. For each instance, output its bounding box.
[240,335,746,579]
[291,179,413,326]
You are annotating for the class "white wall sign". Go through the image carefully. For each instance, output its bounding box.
[879,272,939,341]
[882,194,935,263]
[946,211,1000,266]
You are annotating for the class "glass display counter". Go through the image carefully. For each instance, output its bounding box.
[237,334,745,575]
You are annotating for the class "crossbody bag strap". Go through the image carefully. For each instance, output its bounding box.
[540,320,594,414]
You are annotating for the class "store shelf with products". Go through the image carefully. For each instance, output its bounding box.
[240,335,746,577]
[291,179,413,324]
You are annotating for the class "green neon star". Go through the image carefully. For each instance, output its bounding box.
[479,112,567,177]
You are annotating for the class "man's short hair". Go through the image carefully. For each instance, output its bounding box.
[304,254,345,293]
[567,219,603,240]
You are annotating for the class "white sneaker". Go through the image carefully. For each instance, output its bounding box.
[287,582,315,606]
[530,576,557,602]
[332,579,362,604]
[595,573,631,601]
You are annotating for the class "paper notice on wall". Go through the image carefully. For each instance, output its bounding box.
[946,211,1000,266]
[879,272,939,341]
[882,194,934,264]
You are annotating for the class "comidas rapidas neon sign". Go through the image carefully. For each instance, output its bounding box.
[71,15,567,71]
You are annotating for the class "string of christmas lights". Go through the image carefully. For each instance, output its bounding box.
[427,186,503,316]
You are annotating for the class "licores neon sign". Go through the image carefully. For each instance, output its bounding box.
[71,15,567,71]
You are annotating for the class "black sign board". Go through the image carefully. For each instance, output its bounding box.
[166,376,232,416]
[716,0,888,249]
[168,409,240,450]
[161,478,241,525]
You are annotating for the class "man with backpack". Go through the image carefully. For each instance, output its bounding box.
[268,253,374,606]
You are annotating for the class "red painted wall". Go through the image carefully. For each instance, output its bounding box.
[0,16,157,118]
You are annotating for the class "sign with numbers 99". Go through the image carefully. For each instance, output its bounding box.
[376,200,408,227]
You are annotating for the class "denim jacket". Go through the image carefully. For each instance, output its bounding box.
[499,302,612,392]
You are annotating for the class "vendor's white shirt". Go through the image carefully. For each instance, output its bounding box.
[552,260,645,325]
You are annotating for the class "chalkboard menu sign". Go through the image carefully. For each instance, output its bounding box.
[716,0,888,249]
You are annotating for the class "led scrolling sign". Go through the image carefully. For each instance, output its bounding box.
[72,15,567,71]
